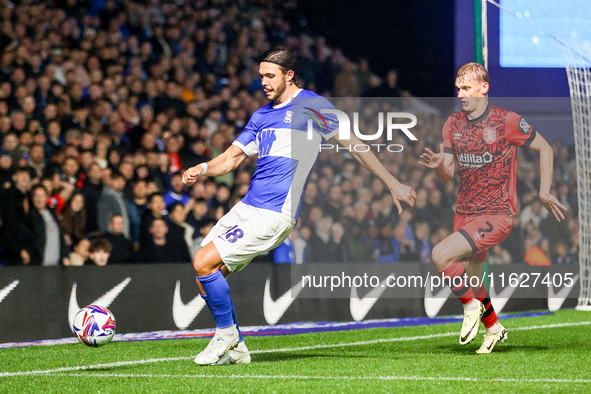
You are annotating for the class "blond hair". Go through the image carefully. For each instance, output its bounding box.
[455,62,490,84]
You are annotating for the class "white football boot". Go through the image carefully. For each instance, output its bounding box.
[459,299,485,345]
[194,325,240,365]
[216,341,251,365]
[476,324,508,354]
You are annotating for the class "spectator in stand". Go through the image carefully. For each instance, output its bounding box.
[137,218,191,263]
[356,59,373,96]
[427,189,453,232]
[0,150,13,188]
[501,216,526,263]
[397,209,417,253]
[524,237,552,266]
[42,172,76,215]
[61,192,86,247]
[305,215,333,263]
[139,192,166,247]
[166,201,193,256]
[323,184,343,222]
[411,188,431,224]
[127,178,149,247]
[292,226,311,264]
[1,167,32,221]
[28,143,46,178]
[373,224,397,263]
[86,239,113,267]
[185,197,209,238]
[164,171,190,207]
[81,162,103,234]
[103,215,135,264]
[330,222,349,263]
[393,223,420,262]
[0,195,36,265]
[369,70,404,97]
[520,200,547,230]
[192,219,216,256]
[212,183,231,212]
[540,212,572,258]
[343,222,373,263]
[334,60,359,97]
[489,244,512,265]
[67,238,91,267]
[97,171,130,238]
[61,156,81,186]
[29,185,69,266]
[299,182,320,226]
[415,221,432,264]
[552,242,578,265]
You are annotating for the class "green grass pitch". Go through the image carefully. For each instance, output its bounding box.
[1,309,590,393]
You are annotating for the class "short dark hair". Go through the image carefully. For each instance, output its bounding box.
[110,170,125,181]
[149,192,164,202]
[167,201,183,214]
[31,184,48,195]
[194,197,207,205]
[89,238,113,253]
[259,49,296,72]
[259,49,297,83]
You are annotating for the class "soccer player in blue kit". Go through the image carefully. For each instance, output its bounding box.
[182,49,417,365]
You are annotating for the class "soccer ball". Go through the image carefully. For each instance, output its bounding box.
[72,305,117,347]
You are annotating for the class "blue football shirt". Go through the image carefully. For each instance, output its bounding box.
[233,89,338,220]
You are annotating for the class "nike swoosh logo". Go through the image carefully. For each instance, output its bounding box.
[350,275,393,321]
[0,280,19,304]
[263,278,303,325]
[68,278,131,328]
[172,280,207,330]
[489,278,520,314]
[460,319,480,343]
[548,274,579,312]
[423,285,452,318]
[487,329,507,350]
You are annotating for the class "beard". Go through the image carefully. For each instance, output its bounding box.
[267,78,288,103]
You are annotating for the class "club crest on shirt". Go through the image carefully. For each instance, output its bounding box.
[283,110,293,124]
[483,127,496,144]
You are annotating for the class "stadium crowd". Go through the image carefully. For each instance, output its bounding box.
[0,0,580,267]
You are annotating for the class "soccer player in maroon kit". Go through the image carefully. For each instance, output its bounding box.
[419,63,567,353]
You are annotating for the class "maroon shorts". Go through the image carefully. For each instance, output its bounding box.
[453,214,513,263]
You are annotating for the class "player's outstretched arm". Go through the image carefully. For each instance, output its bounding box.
[182,145,248,185]
[418,143,455,183]
[527,133,567,222]
[332,133,416,214]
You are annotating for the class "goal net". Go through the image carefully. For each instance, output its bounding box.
[558,39,591,310]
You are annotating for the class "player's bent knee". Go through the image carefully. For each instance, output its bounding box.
[193,251,211,277]
[431,243,452,271]
[193,247,222,277]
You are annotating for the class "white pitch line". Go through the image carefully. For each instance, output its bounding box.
[0,357,191,377]
[42,372,591,384]
[1,321,590,378]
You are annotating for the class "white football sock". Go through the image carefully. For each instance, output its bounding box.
[216,324,237,337]
[464,298,479,311]
[487,321,503,334]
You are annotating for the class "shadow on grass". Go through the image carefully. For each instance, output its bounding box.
[435,344,549,354]
[252,353,376,363]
